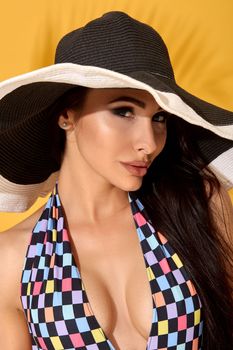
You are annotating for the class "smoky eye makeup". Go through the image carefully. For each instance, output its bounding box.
[111,106,134,118]
[152,110,171,123]
[109,100,171,122]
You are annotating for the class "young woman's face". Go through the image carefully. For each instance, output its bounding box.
[63,88,168,191]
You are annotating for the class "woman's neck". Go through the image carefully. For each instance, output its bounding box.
[57,152,129,225]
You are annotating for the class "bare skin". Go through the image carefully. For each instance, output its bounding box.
[68,203,154,349]
[0,88,232,349]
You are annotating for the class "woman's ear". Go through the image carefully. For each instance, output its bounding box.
[57,108,77,131]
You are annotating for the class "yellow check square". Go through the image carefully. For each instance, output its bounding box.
[45,280,54,293]
[50,336,63,348]
[194,309,201,325]
[146,266,155,281]
[158,320,168,335]
[172,253,183,268]
[92,328,106,343]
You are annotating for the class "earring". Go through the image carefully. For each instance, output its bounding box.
[60,121,68,129]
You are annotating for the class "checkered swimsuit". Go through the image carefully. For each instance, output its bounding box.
[21,184,203,350]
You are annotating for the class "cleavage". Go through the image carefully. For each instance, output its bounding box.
[69,216,154,349]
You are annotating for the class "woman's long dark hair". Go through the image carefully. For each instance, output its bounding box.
[136,116,233,349]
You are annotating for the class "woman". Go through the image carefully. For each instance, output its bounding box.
[0,11,232,350]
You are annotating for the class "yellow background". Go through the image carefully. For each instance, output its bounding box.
[0,0,232,231]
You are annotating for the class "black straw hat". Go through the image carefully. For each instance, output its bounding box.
[0,11,232,212]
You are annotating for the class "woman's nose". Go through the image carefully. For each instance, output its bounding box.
[134,121,158,156]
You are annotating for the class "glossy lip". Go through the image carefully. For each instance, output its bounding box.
[124,161,150,167]
[120,161,149,176]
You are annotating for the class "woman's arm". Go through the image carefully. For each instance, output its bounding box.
[0,303,32,349]
[0,223,35,349]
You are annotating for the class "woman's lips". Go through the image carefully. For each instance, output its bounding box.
[120,162,148,176]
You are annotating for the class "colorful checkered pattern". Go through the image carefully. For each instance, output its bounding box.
[21,183,203,349]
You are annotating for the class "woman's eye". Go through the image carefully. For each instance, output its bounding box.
[152,111,170,123]
[111,107,134,118]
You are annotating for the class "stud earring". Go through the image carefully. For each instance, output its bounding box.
[60,121,68,129]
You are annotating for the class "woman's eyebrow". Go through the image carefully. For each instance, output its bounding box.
[109,96,146,108]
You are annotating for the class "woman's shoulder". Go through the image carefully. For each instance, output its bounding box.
[0,206,44,308]
[0,206,44,251]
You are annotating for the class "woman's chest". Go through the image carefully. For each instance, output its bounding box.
[73,223,154,350]
[21,197,203,350]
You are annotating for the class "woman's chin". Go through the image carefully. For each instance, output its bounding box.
[118,178,143,192]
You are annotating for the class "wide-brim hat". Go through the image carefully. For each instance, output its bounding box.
[0,11,233,212]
